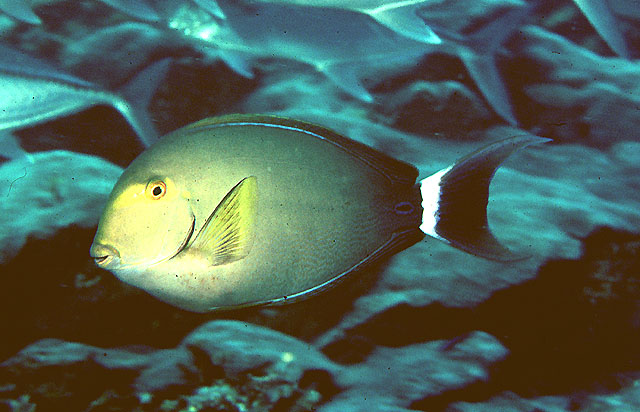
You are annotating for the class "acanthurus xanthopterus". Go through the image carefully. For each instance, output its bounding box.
[90,115,547,312]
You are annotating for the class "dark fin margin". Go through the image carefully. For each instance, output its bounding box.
[434,135,550,261]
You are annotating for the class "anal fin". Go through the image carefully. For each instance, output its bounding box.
[256,227,424,308]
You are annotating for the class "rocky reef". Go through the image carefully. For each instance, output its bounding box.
[0,0,639,410]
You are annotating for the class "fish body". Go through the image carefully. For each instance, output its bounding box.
[167,0,526,124]
[0,44,168,147]
[91,115,547,312]
[209,0,429,101]
[242,0,442,44]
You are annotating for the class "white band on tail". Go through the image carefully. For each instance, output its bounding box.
[419,166,451,241]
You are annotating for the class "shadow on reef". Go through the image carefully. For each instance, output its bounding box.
[0,226,206,362]
[321,226,640,409]
[481,227,640,397]
[1,223,638,409]
[0,223,384,363]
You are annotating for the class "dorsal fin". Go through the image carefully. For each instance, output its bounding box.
[189,176,258,266]
[184,114,419,186]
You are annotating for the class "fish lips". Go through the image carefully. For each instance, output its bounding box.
[88,214,195,270]
[90,243,121,270]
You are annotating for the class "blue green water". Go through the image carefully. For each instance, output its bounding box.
[0,1,639,411]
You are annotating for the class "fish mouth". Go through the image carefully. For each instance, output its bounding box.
[90,243,120,269]
[89,214,195,270]
[94,255,109,265]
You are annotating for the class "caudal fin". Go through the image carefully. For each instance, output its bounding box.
[114,58,172,147]
[573,0,631,59]
[366,2,441,44]
[0,0,41,24]
[192,0,225,19]
[100,0,161,22]
[454,4,531,126]
[419,135,550,261]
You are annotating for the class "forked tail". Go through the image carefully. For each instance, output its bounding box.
[419,135,550,261]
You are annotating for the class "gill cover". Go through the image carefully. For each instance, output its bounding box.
[93,176,193,268]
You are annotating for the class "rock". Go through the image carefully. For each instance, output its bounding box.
[449,391,572,412]
[0,151,121,263]
[521,26,640,146]
[0,320,506,411]
[330,331,507,411]
[384,80,493,138]
[475,227,640,395]
[449,375,640,412]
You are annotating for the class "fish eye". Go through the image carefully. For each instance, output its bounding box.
[147,180,166,200]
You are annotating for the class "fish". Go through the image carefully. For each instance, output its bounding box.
[192,0,225,19]
[572,0,631,59]
[0,0,161,25]
[0,0,40,24]
[428,4,530,126]
[241,0,442,44]
[90,114,548,312]
[165,0,528,125]
[0,44,170,150]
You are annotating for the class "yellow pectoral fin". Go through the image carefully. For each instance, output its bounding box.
[190,176,258,266]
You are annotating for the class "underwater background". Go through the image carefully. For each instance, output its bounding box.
[0,0,639,410]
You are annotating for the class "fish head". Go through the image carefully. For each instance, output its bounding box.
[90,172,194,277]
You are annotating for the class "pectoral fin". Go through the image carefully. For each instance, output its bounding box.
[190,176,258,265]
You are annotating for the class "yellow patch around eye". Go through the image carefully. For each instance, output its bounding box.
[160,178,180,201]
[110,184,146,210]
[110,178,180,210]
